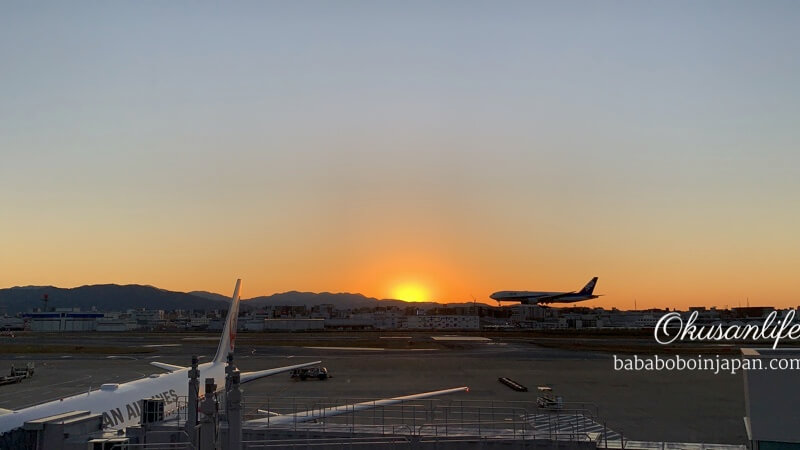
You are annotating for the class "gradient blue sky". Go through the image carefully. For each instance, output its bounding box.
[1,2,799,307]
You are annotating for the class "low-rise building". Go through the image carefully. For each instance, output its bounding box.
[406,315,480,330]
[23,309,105,332]
[251,318,324,331]
[324,317,375,330]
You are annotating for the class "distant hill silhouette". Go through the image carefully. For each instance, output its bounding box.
[0,285,463,314]
[188,291,233,303]
[0,285,228,314]
[244,291,442,310]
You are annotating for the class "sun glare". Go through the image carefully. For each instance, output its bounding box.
[392,283,430,303]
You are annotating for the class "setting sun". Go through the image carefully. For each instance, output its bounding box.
[391,282,431,303]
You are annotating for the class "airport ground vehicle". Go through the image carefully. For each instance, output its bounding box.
[0,363,34,386]
[290,366,329,381]
[536,386,563,410]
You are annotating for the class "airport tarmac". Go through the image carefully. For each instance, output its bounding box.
[0,333,745,444]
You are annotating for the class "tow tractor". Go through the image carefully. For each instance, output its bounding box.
[536,386,563,410]
[290,366,330,381]
[0,363,35,386]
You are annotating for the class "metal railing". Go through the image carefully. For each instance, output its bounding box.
[108,429,197,450]
[123,394,618,448]
[110,444,194,450]
[236,395,608,442]
[243,436,412,449]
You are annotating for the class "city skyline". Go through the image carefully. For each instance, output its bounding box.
[2,2,799,309]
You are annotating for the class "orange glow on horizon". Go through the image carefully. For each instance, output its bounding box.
[390,281,431,303]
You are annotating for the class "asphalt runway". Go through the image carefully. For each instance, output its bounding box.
[0,333,746,444]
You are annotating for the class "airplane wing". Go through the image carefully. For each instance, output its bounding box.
[246,386,469,426]
[149,360,320,380]
[240,361,322,384]
[150,362,186,372]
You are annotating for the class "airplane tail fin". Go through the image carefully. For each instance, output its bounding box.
[214,279,241,364]
[579,277,598,295]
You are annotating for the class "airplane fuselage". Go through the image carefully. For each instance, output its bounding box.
[490,291,598,304]
[0,361,226,433]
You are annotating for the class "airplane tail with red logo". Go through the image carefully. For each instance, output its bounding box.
[214,279,241,364]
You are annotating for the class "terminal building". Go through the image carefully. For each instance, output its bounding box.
[22,309,105,332]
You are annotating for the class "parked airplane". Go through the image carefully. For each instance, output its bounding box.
[490,277,601,305]
[0,279,321,434]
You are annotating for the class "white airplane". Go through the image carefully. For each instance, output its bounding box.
[0,279,321,434]
[490,277,601,305]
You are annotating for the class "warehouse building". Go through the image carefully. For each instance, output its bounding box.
[23,309,105,332]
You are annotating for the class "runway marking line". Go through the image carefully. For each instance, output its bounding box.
[431,336,491,341]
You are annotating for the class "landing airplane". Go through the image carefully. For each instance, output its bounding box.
[0,279,321,434]
[490,277,601,305]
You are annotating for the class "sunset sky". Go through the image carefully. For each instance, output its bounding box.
[1,2,799,309]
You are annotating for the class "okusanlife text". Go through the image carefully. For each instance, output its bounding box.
[654,310,800,349]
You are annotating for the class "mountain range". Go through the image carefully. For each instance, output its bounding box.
[0,284,453,314]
